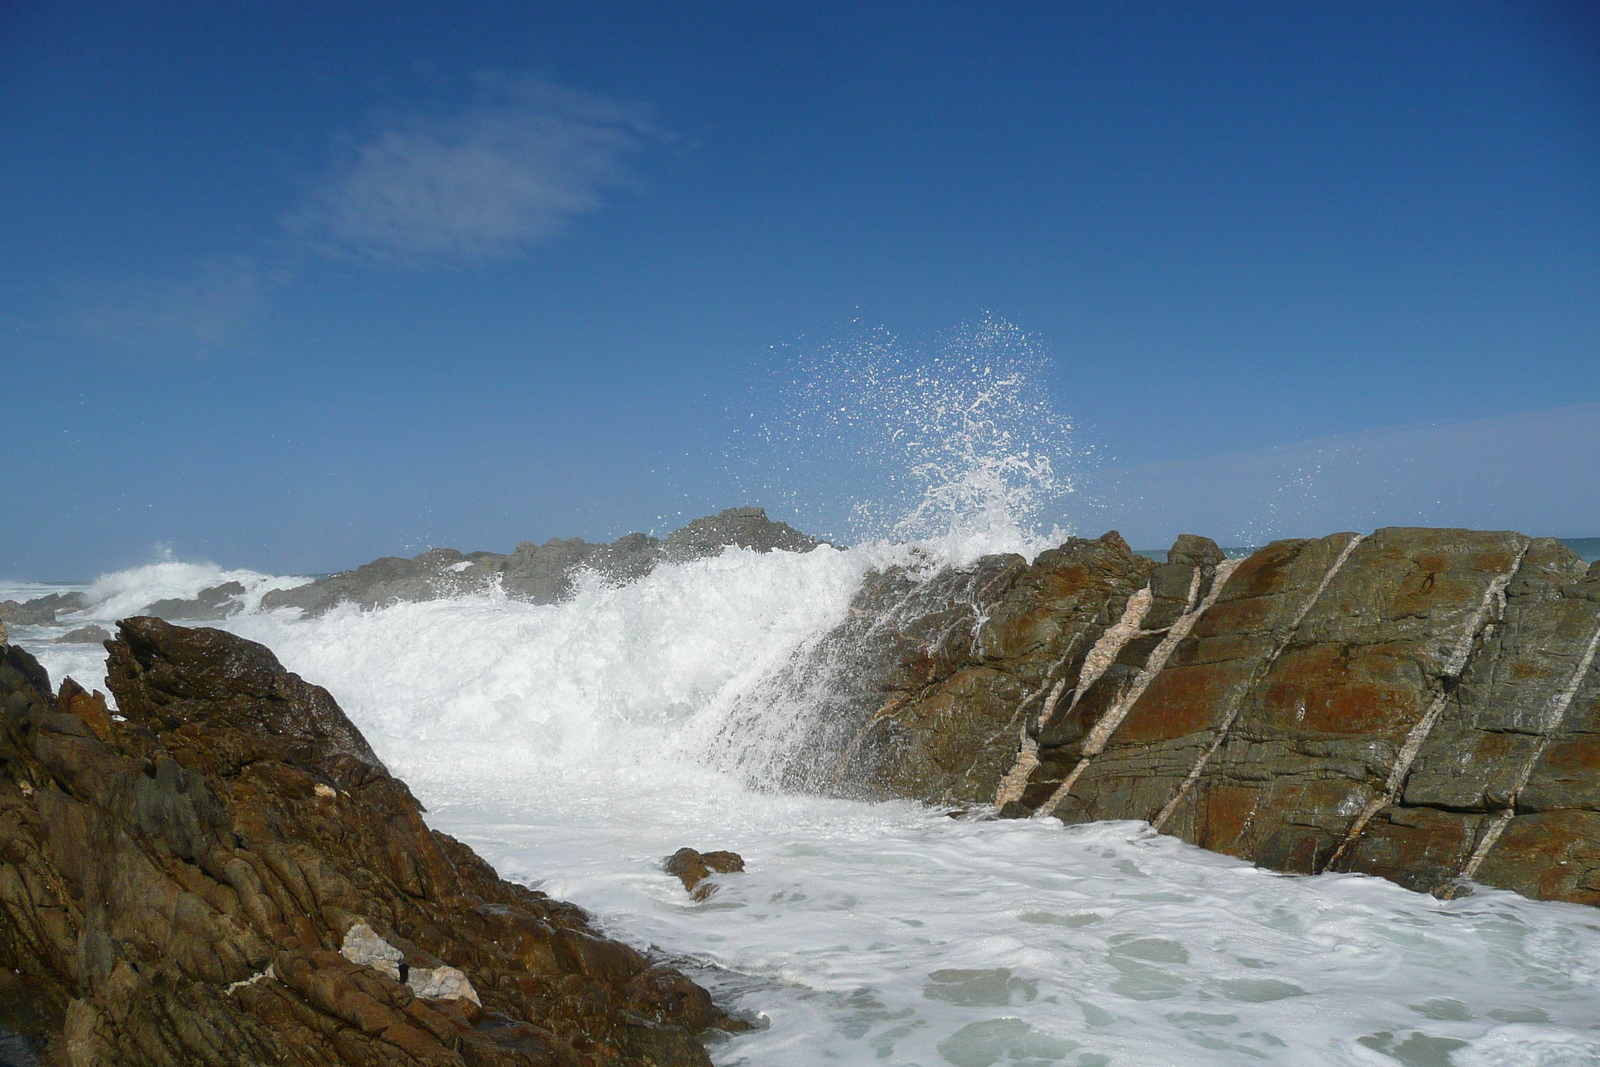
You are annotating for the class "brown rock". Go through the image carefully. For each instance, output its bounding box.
[55,677,112,743]
[663,849,744,901]
[769,533,1157,805]
[780,526,1600,908]
[0,617,729,1065]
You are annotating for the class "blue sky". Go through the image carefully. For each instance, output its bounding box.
[3,1,1597,577]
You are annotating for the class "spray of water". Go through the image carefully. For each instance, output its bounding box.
[728,316,1088,554]
[82,560,308,620]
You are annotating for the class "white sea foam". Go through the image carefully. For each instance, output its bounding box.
[225,545,886,793]
[7,561,308,699]
[81,560,308,621]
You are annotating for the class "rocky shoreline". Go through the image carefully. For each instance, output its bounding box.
[4,513,1600,1060]
[0,620,731,1066]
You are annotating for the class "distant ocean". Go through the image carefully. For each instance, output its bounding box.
[1563,537,1600,564]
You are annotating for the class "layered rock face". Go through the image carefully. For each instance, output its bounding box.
[808,528,1600,907]
[762,532,1157,801]
[0,620,728,1065]
[258,508,819,618]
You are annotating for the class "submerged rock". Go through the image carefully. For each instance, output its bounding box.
[262,507,822,617]
[796,527,1600,908]
[663,849,745,901]
[0,620,729,1065]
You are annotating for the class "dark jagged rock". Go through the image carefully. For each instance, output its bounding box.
[661,850,744,902]
[658,508,818,563]
[0,620,729,1065]
[262,508,821,618]
[0,593,88,628]
[144,581,248,622]
[794,527,1600,908]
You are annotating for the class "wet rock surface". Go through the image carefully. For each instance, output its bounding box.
[762,531,1158,803]
[662,850,744,902]
[262,508,821,617]
[802,527,1600,907]
[0,619,730,1065]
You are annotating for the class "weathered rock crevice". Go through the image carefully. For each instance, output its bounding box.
[1033,555,1239,820]
[748,531,1158,804]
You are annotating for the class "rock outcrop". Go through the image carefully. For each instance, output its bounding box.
[144,582,248,622]
[798,527,1600,907]
[0,594,87,629]
[0,619,730,1065]
[53,626,112,646]
[661,851,744,902]
[261,508,820,617]
[754,531,1156,801]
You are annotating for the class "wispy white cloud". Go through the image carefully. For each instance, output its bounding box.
[48,75,657,356]
[65,258,276,353]
[288,75,660,268]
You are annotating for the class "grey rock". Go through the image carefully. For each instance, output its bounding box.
[0,592,87,627]
[263,507,821,617]
[260,547,497,616]
[660,507,820,562]
[54,624,112,645]
[143,581,247,621]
